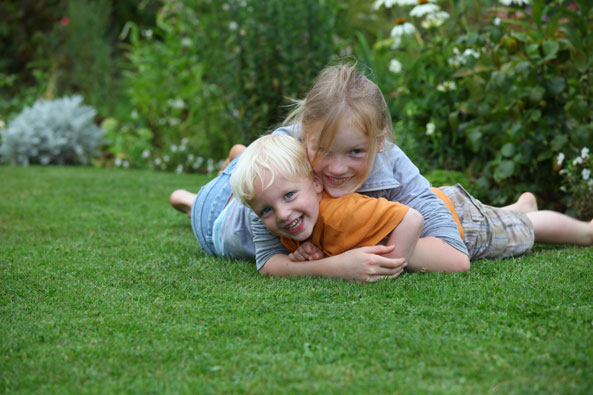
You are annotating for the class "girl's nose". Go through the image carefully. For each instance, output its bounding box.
[328,156,347,175]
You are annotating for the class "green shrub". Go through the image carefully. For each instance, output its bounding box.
[123,0,338,164]
[373,0,593,207]
[557,147,593,220]
[0,96,104,166]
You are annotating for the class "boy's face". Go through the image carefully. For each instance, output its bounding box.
[248,171,323,241]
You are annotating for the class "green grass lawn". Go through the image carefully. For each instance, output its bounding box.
[1,166,592,394]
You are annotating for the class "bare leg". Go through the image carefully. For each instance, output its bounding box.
[527,211,593,245]
[218,144,246,175]
[502,192,538,213]
[407,237,470,273]
[170,189,197,217]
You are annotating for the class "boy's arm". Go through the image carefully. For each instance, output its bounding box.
[383,207,423,262]
[260,244,407,282]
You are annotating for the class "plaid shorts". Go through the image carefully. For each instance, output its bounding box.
[438,185,534,260]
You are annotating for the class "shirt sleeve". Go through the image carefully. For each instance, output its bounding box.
[385,145,469,257]
[250,211,290,271]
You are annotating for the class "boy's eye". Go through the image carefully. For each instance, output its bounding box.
[260,207,271,217]
[351,148,365,156]
[284,191,295,199]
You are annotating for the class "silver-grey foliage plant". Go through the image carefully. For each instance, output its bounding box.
[0,95,104,166]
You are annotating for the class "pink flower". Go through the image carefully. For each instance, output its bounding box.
[60,17,69,26]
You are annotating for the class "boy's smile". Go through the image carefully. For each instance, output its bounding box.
[248,171,323,241]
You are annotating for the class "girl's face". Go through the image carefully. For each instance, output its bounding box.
[305,121,376,198]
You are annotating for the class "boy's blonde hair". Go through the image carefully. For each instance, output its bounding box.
[230,134,313,206]
[284,63,392,173]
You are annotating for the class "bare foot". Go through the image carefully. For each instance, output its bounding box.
[170,189,196,218]
[503,192,538,213]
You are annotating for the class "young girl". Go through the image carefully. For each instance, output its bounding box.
[275,63,592,265]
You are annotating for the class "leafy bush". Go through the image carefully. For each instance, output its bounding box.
[557,147,593,219]
[123,0,338,163]
[373,0,593,207]
[0,95,104,166]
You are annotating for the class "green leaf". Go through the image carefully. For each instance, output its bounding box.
[550,134,568,151]
[512,32,530,42]
[501,143,515,158]
[529,86,545,103]
[530,109,541,122]
[548,77,565,95]
[467,129,482,153]
[542,40,559,59]
[494,160,515,181]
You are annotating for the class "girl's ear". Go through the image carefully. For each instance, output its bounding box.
[313,175,323,193]
[377,136,385,154]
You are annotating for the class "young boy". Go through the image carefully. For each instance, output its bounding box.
[229,134,425,264]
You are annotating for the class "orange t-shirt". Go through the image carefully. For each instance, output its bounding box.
[281,192,409,256]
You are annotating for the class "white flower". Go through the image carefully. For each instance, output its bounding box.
[154,158,162,166]
[437,81,456,92]
[130,110,138,120]
[170,144,178,152]
[373,0,416,9]
[581,147,590,159]
[448,48,480,67]
[142,149,150,159]
[168,118,181,126]
[389,59,402,74]
[556,152,565,166]
[573,157,583,166]
[425,122,435,136]
[143,29,153,38]
[583,168,591,181]
[229,21,238,31]
[499,0,530,6]
[222,3,230,11]
[181,37,193,47]
[168,98,185,109]
[176,164,183,174]
[164,155,170,163]
[410,3,439,18]
[391,36,402,49]
[391,21,416,38]
[0,119,6,129]
[114,157,122,167]
[180,137,188,146]
[207,158,215,174]
[589,179,593,187]
[179,145,185,152]
[494,17,501,26]
[123,160,129,169]
[188,154,195,161]
[421,11,450,28]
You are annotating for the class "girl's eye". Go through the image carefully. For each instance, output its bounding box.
[284,191,295,200]
[351,149,365,156]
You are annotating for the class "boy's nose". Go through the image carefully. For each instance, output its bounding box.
[276,205,291,221]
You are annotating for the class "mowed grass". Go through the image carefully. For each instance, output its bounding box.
[1,166,592,394]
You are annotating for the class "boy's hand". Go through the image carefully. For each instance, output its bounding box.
[288,241,324,262]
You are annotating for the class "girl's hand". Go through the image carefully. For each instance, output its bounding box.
[340,245,407,282]
[288,241,325,262]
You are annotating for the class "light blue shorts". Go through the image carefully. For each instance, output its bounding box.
[190,157,239,256]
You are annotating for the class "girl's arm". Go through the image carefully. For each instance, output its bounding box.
[260,244,407,282]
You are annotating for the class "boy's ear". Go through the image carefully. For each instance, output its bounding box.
[313,175,323,193]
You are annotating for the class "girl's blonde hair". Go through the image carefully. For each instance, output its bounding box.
[284,63,393,171]
[230,134,313,206]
